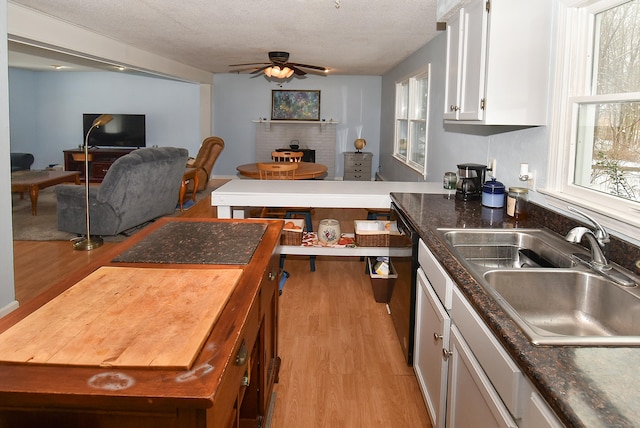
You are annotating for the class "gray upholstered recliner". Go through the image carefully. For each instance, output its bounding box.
[56,147,188,236]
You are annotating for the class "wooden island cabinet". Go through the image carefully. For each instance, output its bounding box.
[0,217,282,428]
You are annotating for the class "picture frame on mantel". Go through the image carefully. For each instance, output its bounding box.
[271,90,321,121]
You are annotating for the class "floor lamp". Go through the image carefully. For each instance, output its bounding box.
[74,114,113,251]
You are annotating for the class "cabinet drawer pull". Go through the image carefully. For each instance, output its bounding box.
[235,339,248,366]
[442,348,453,361]
[434,332,443,342]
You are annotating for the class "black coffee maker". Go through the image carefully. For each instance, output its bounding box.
[456,163,487,201]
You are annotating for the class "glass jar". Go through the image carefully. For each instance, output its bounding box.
[506,187,529,220]
[443,172,457,190]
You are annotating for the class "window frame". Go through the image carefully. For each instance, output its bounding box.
[393,65,431,177]
[542,0,640,240]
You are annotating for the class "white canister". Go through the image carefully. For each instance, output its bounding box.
[318,219,341,244]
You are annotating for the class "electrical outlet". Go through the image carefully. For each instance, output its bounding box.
[527,171,536,191]
[488,158,497,178]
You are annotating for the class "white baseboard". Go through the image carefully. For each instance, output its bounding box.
[0,300,19,318]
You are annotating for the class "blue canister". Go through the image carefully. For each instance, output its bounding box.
[482,178,505,208]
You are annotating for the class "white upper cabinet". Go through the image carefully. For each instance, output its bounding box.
[443,0,553,125]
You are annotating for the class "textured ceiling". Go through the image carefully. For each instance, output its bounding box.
[9,0,440,75]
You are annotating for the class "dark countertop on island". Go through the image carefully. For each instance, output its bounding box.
[391,192,640,428]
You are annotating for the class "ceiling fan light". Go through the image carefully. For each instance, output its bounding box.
[285,68,294,78]
[264,66,273,77]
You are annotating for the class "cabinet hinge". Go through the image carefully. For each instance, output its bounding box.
[481,98,486,110]
[486,1,490,13]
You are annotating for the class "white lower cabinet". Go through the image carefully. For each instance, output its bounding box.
[446,325,517,428]
[522,391,564,428]
[415,239,564,428]
[415,268,450,428]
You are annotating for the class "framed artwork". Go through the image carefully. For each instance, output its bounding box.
[271,90,321,121]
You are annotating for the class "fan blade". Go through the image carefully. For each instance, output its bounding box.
[230,66,263,73]
[229,62,270,67]
[290,66,307,76]
[288,62,328,72]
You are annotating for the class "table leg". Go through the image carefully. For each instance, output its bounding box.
[191,175,199,202]
[179,180,187,211]
[28,185,39,216]
[217,206,232,218]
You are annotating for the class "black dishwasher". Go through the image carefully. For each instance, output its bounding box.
[388,202,419,365]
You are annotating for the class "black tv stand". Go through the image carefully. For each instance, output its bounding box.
[63,148,135,183]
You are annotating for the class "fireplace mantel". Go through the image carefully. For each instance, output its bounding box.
[252,119,339,130]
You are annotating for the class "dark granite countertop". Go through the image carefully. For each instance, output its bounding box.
[391,192,640,428]
[113,222,267,265]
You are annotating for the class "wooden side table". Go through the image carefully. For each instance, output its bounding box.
[179,167,199,210]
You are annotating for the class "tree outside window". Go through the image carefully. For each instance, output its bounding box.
[573,0,640,202]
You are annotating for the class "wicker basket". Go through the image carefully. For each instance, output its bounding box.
[280,219,305,246]
[354,220,390,247]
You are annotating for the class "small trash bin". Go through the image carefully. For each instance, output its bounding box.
[367,257,397,303]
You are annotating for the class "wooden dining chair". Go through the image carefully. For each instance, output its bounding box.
[271,151,304,162]
[256,161,315,271]
[257,161,299,179]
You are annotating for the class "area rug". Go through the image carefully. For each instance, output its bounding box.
[11,179,230,241]
[11,187,126,242]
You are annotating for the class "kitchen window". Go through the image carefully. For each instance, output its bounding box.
[545,0,640,238]
[393,65,430,177]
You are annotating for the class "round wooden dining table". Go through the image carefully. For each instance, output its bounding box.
[237,162,328,179]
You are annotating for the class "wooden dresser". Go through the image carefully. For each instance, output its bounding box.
[343,151,372,181]
[0,217,282,428]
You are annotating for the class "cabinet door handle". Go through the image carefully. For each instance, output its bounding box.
[442,348,453,361]
[268,271,276,281]
[433,332,443,342]
[235,339,248,366]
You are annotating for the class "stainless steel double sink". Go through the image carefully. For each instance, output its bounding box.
[437,228,640,346]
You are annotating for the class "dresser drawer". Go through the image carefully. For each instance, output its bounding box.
[343,171,371,181]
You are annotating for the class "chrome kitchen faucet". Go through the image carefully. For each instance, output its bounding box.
[565,206,635,287]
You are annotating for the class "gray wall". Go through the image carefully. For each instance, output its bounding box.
[379,33,550,207]
[8,69,203,169]
[0,0,16,315]
[212,73,382,178]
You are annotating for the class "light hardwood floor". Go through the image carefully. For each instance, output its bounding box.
[11,202,432,428]
[273,256,431,427]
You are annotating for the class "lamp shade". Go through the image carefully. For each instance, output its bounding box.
[92,114,113,127]
[264,65,294,79]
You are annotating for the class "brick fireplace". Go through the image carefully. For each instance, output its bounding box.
[255,122,337,179]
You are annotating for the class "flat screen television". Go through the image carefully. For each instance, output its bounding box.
[83,114,146,148]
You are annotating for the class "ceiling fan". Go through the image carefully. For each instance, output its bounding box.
[229,51,329,78]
